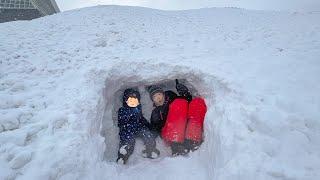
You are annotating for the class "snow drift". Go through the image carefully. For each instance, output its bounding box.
[0,5,320,180]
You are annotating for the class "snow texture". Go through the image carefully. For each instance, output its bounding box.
[0,5,320,180]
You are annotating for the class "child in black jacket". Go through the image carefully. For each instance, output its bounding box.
[147,80,207,156]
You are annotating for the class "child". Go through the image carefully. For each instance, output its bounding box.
[148,80,207,156]
[117,88,160,164]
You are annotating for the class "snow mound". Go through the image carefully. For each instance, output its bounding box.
[0,5,320,180]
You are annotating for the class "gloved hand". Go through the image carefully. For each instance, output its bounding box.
[175,79,192,102]
[176,79,189,96]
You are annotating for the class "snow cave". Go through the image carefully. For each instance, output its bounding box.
[100,70,214,164]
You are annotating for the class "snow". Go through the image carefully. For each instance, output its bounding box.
[0,111,20,131]
[0,5,320,180]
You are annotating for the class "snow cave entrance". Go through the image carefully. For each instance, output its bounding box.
[100,71,211,164]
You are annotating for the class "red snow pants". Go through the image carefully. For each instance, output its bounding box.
[161,97,207,143]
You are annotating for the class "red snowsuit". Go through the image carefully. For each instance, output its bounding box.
[161,97,207,143]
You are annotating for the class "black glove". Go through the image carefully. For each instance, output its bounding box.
[175,79,192,102]
[176,79,188,95]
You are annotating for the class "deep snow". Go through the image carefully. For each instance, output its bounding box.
[0,5,320,180]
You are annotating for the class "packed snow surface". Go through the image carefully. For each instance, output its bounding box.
[0,5,320,180]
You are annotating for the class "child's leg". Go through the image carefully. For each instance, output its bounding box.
[161,98,189,156]
[185,97,207,151]
[139,128,160,158]
[117,139,135,164]
[161,99,189,143]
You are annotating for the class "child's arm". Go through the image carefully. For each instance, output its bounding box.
[175,79,192,102]
[135,106,150,128]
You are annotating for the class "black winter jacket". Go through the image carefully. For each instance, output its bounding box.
[149,81,192,135]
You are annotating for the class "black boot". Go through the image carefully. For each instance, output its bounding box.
[116,144,133,164]
[171,142,189,156]
[184,139,202,152]
[117,154,128,165]
[142,146,160,159]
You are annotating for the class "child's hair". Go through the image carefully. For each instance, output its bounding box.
[122,88,141,106]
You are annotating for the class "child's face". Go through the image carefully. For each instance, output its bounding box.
[126,97,140,107]
[152,92,164,106]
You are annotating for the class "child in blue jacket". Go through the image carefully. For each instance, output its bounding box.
[116,88,160,164]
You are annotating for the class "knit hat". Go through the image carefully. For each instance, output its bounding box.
[123,88,140,106]
[147,85,164,99]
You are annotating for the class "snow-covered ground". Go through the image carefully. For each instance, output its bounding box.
[0,5,320,180]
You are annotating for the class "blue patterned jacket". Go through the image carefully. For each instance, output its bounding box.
[118,105,149,143]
